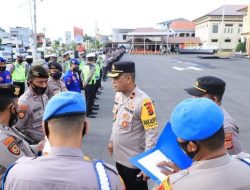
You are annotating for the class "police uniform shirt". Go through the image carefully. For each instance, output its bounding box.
[169,154,250,190]
[63,70,81,93]
[110,86,158,168]
[0,124,36,189]
[15,88,48,141]
[221,106,243,155]
[4,147,125,190]
[0,70,12,84]
[46,77,67,99]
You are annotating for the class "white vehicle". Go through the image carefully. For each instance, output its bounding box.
[0,51,13,63]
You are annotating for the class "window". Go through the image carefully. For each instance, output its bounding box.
[225,24,233,27]
[225,39,231,43]
[238,39,241,43]
[211,39,218,42]
[239,24,243,27]
[212,24,218,33]
[123,35,126,40]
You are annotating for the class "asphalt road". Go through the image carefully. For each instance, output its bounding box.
[82,54,250,168]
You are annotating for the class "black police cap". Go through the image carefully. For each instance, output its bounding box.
[29,65,49,79]
[107,61,135,78]
[0,84,20,98]
[185,76,226,96]
[48,62,63,72]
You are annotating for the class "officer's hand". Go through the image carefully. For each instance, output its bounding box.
[107,142,113,156]
[157,161,180,176]
[137,171,149,181]
[37,140,45,152]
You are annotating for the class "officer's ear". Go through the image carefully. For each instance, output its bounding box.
[188,141,199,152]
[82,120,89,137]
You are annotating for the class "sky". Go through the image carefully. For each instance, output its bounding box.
[0,0,249,41]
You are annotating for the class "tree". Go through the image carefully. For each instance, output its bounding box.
[235,42,246,52]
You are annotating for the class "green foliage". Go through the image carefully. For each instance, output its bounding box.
[235,42,246,52]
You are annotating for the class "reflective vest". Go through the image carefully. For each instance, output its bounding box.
[11,62,26,82]
[94,63,101,80]
[79,60,86,71]
[82,64,96,85]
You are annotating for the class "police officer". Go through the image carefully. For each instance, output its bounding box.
[0,57,12,84]
[107,61,158,190]
[184,76,243,155]
[63,59,81,93]
[157,98,250,190]
[0,84,43,190]
[24,55,33,78]
[15,65,49,144]
[82,53,98,118]
[62,51,71,72]
[9,54,26,97]
[3,91,125,190]
[49,53,58,63]
[46,62,67,99]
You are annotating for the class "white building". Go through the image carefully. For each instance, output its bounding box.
[10,27,32,47]
[112,28,134,43]
[194,5,245,51]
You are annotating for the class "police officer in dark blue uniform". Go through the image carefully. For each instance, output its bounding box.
[0,57,12,84]
[63,59,81,93]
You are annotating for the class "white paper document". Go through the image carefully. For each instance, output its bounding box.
[138,149,171,182]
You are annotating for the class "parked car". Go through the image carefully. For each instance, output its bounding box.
[0,51,13,63]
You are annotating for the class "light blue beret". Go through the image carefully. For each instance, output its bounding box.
[171,98,224,141]
[43,91,86,121]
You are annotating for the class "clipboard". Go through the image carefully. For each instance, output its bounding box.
[129,122,192,184]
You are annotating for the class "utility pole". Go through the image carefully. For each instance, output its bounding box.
[219,5,225,53]
[33,0,38,62]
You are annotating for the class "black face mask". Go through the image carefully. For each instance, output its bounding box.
[31,83,47,95]
[73,67,79,72]
[0,66,6,71]
[9,106,18,127]
[51,72,62,80]
[18,59,23,63]
[178,141,199,159]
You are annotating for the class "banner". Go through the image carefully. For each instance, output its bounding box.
[74,27,84,43]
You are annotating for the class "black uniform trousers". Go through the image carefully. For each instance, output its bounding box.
[85,83,95,114]
[116,162,148,190]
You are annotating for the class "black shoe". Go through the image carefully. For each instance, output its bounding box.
[87,114,96,118]
[95,97,99,100]
[92,107,99,111]
[94,104,99,107]
[97,91,102,95]
[89,111,97,115]
[100,87,104,90]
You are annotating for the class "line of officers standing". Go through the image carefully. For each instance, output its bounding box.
[0,47,125,144]
[0,47,125,189]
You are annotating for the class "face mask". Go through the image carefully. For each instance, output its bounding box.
[9,106,18,127]
[51,72,62,80]
[73,67,79,72]
[31,83,47,95]
[178,141,199,159]
[0,66,6,71]
[18,59,23,63]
